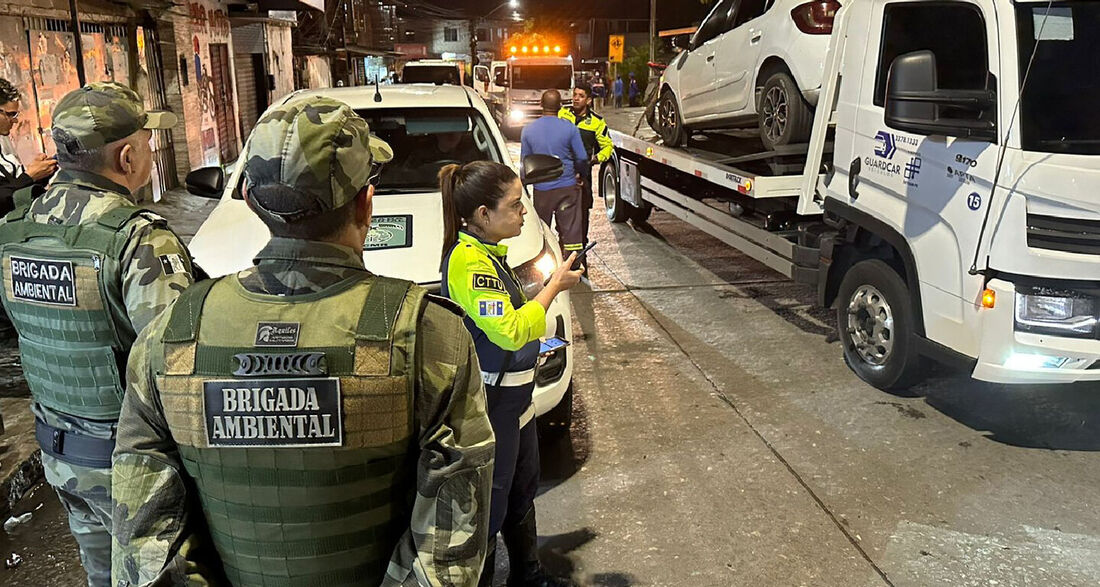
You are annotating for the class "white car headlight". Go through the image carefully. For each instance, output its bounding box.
[508,109,526,123]
[1015,289,1098,337]
[513,243,557,300]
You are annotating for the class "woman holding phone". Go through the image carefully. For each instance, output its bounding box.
[439,161,582,586]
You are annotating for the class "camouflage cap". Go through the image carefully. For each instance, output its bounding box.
[243,96,394,222]
[51,82,177,153]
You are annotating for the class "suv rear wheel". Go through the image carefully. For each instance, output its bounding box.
[759,72,813,150]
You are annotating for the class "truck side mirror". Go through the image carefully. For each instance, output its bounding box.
[521,154,563,186]
[884,50,996,142]
[186,167,225,199]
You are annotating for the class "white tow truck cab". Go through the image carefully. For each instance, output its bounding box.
[492,54,574,138]
[603,0,1100,389]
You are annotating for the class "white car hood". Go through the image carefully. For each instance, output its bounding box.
[189,191,548,285]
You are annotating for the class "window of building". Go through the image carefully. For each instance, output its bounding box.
[444,27,458,42]
[476,28,488,42]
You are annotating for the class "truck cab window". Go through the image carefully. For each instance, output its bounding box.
[692,0,735,47]
[733,0,769,28]
[873,3,989,108]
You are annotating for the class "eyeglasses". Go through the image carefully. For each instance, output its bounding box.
[366,163,385,188]
[1,110,18,120]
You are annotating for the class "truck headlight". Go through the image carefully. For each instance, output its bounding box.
[513,243,557,300]
[508,109,525,123]
[1015,289,1098,337]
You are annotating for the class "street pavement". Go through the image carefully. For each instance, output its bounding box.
[3,109,1100,585]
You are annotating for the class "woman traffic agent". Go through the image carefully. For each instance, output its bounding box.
[440,161,582,587]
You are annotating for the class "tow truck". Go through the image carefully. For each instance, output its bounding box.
[601,0,1100,390]
[491,34,574,138]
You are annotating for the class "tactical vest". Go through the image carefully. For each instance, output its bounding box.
[0,204,146,420]
[157,273,424,586]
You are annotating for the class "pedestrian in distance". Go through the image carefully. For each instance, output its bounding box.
[520,90,589,259]
[0,81,190,587]
[0,77,57,214]
[110,96,496,587]
[591,75,606,111]
[628,73,641,107]
[559,81,614,265]
[613,75,624,109]
[439,160,583,587]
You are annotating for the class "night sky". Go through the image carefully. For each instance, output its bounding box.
[404,0,710,29]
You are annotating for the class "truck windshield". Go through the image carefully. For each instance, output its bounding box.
[1016,3,1100,154]
[512,65,572,90]
[353,107,502,193]
[401,66,459,85]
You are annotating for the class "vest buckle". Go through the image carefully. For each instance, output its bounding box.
[51,429,64,455]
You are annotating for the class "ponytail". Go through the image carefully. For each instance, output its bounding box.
[439,164,462,264]
[437,161,518,265]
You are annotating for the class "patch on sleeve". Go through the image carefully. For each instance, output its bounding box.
[478,300,505,318]
[471,273,506,294]
[159,254,188,276]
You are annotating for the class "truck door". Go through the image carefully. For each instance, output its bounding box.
[851,0,999,355]
[711,0,770,114]
[678,0,734,119]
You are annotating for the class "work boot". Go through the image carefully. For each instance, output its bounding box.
[478,539,497,587]
[501,509,574,587]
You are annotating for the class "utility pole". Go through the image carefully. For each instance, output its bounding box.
[649,0,656,63]
[69,0,86,85]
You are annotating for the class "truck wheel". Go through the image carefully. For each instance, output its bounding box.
[601,160,632,223]
[538,383,573,440]
[836,260,924,393]
[655,90,686,147]
[759,72,813,150]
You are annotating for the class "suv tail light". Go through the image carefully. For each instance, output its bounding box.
[791,1,841,34]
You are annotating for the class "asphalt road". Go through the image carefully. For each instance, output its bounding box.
[4,113,1100,586]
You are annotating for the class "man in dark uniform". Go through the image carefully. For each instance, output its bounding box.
[559,82,614,259]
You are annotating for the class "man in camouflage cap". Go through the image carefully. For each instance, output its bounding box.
[0,81,193,586]
[112,96,496,586]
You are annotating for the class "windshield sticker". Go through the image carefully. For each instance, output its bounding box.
[365,215,413,250]
[1033,7,1073,41]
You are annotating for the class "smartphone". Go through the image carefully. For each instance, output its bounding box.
[571,241,598,269]
[539,336,569,355]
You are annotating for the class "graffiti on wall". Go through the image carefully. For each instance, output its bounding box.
[31,32,81,155]
[180,0,236,168]
[0,19,40,164]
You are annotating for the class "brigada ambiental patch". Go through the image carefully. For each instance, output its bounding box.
[9,256,76,306]
[255,322,300,347]
[203,378,343,447]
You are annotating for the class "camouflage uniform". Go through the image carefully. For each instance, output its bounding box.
[0,82,188,587]
[111,97,496,586]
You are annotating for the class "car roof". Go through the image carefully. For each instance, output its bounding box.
[286,85,478,110]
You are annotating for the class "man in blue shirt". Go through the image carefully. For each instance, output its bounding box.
[520,90,589,258]
[612,76,624,108]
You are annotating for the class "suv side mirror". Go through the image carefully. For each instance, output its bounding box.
[521,154,563,186]
[186,167,225,199]
[495,73,509,87]
[884,50,996,142]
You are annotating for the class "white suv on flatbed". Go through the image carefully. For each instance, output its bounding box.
[655,0,839,149]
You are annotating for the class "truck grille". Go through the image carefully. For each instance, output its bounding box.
[1026,213,1100,255]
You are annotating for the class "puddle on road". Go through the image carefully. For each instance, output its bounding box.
[0,482,84,586]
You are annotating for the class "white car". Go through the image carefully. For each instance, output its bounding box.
[655,0,839,149]
[186,84,576,431]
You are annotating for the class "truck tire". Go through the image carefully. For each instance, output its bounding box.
[655,90,687,147]
[759,72,813,151]
[601,160,632,223]
[538,382,573,441]
[836,259,924,393]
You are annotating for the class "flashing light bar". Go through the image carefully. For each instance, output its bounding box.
[509,45,564,55]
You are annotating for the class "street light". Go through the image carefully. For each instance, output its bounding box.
[486,0,519,18]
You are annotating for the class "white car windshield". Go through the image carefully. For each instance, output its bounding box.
[356,107,504,193]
